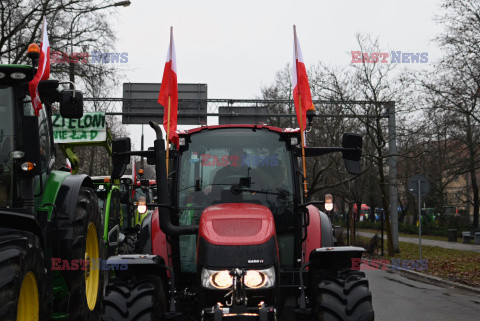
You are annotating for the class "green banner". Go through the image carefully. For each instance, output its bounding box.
[52,112,106,143]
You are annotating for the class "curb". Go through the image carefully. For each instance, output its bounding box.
[364,258,480,295]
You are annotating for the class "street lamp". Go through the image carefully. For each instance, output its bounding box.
[114,1,132,6]
[69,1,131,88]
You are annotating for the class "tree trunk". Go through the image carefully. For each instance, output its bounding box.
[466,116,479,228]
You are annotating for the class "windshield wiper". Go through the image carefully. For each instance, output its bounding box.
[230,184,290,197]
[177,183,232,193]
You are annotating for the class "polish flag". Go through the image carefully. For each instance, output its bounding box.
[29,16,50,116]
[158,27,179,147]
[66,158,72,172]
[292,25,315,133]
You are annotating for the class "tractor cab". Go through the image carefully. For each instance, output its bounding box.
[176,126,300,270]
[0,64,81,211]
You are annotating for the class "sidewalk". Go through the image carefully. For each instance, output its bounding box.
[357,231,480,253]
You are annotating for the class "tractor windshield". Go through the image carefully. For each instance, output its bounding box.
[0,86,14,207]
[178,128,295,231]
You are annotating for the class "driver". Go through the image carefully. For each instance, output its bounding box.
[211,147,248,185]
[209,147,249,201]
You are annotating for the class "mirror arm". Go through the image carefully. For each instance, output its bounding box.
[146,203,175,211]
[114,150,155,158]
[58,81,76,97]
[296,201,325,210]
[301,147,360,157]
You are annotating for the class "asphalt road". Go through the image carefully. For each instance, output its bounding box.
[366,268,480,320]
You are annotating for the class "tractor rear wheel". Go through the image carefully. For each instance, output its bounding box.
[315,270,374,321]
[62,187,105,320]
[118,233,137,254]
[0,228,46,321]
[102,275,167,320]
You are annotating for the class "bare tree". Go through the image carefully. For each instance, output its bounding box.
[415,0,480,228]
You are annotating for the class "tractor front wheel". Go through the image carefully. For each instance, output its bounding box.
[0,228,46,321]
[102,275,167,320]
[315,270,374,321]
[62,187,105,320]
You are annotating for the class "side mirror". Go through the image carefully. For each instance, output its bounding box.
[112,137,131,165]
[112,137,131,179]
[60,90,83,119]
[38,80,60,104]
[342,133,362,175]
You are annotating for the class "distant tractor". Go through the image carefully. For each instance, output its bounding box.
[417,208,439,227]
[0,52,104,320]
[354,203,371,222]
[118,175,158,254]
[102,120,374,321]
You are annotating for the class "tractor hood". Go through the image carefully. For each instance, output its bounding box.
[199,203,276,246]
[197,203,278,269]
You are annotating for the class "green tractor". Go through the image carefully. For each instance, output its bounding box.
[58,120,157,256]
[54,120,132,257]
[0,61,104,319]
[90,174,148,255]
[417,207,439,228]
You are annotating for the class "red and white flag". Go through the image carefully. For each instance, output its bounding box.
[66,158,72,172]
[158,27,179,147]
[292,25,315,134]
[29,16,50,116]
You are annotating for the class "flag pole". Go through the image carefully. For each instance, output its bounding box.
[298,95,308,197]
[294,25,308,198]
[165,26,174,175]
[166,95,171,174]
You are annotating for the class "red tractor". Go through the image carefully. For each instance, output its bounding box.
[102,121,373,321]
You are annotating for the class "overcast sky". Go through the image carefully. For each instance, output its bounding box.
[110,0,443,148]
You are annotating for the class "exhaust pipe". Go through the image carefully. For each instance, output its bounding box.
[149,121,163,140]
[149,121,198,235]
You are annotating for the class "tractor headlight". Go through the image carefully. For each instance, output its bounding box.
[0,72,5,79]
[244,270,267,289]
[201,267,275,290]
[210,270,233,289]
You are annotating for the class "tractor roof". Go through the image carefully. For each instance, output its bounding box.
[178,124,300,136]
[0,64,35,84]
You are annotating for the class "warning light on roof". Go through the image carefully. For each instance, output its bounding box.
[27,43,40,59]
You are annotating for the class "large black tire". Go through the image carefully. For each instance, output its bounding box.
[62,187,105,320]
[0,228,46,321]
[315,270,374,321]
[102,275,167,320]
[118,233,137,254]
